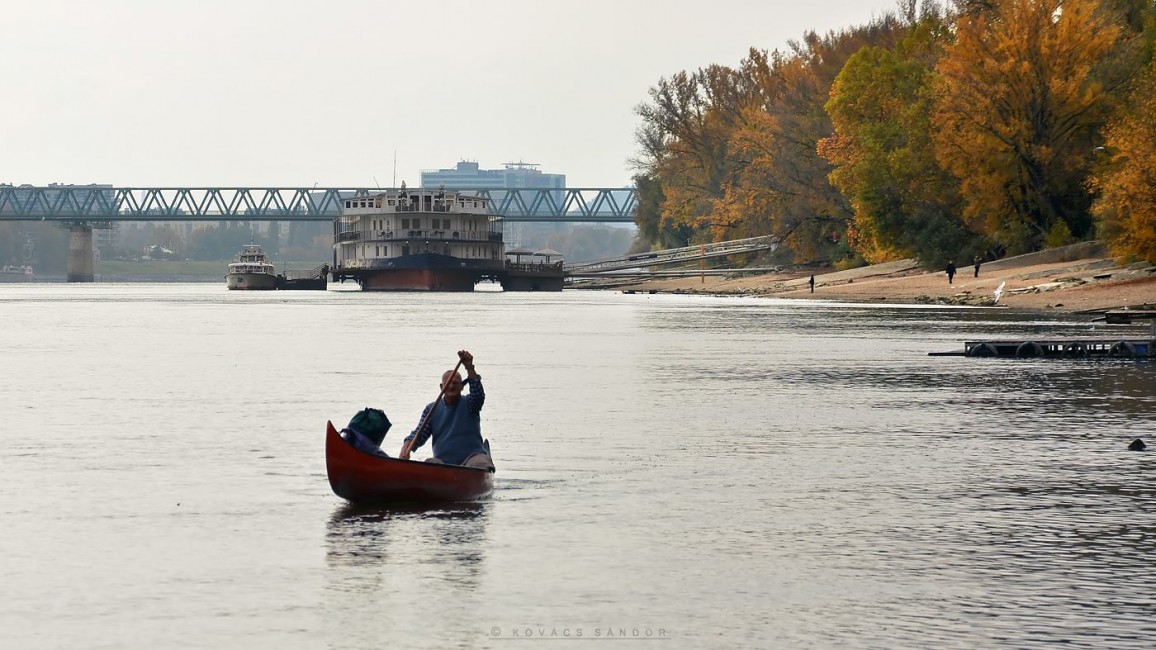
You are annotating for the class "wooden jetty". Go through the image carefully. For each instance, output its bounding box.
[931,338,1153,358]
[931,309,1156,359]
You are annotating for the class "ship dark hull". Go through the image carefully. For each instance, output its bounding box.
[500,268,565,291]
[335,253,503,292]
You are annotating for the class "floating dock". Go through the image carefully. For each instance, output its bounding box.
[930,338,1154,358]
[932,310,1156,359]
[276,264,328,290]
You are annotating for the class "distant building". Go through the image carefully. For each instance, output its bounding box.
[420,161,566,239]
[420,160,565,192]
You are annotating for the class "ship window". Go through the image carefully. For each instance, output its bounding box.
[402,218,410,228]
[376,246,380,256]
[344,200,350,208]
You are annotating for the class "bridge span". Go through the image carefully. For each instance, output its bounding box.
[0,186,637,223]
[0,184,638,282]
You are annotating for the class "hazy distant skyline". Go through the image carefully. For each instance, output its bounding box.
[2,0,902,188]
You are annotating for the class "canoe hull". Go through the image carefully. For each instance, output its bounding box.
[325,421,494,505]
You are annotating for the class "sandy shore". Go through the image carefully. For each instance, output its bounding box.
[586,242,1156,313]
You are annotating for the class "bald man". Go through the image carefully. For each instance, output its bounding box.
[400,350,494,471]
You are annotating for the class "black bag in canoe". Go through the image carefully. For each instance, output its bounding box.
[346,407,392,446]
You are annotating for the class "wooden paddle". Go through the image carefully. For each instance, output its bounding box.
[399,358,464,460]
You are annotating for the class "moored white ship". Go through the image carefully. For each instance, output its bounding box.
[331,186,504,291]
[225,244,277,290]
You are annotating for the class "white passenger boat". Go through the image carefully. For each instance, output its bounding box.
[226,244,277,290]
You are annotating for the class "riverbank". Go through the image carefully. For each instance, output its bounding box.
[585,242,1156,313]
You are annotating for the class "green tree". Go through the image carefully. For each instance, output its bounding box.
[821,13,981,268]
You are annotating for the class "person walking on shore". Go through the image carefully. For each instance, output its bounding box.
[808,274,815,293]
[946,261,956,285]
[973,255,982,278]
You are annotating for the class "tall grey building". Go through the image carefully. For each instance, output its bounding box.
[420,160,565,191]
[420,161,567,241]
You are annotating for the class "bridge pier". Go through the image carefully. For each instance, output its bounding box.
[68,224,95,282]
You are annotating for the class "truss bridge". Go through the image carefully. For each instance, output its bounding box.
[0,186,637,223]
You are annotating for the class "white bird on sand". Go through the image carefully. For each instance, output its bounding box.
[993,281,1006,304]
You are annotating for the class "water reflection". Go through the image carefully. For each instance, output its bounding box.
[325,501,491,596]
[321,502,492,642]
[325,502,489,571]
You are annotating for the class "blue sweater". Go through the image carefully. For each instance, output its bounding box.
[404,376,487,465]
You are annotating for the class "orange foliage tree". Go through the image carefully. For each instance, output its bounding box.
[1091,59,1156,262]
[932,0,1132,254]
[632,17,907,263]
[713,21,906,263]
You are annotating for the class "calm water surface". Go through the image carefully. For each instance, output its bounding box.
[1,284,1154,649]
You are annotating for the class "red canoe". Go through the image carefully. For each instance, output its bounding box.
[325,421,494,505]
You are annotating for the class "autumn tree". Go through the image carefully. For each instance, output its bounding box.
[635,8,959,265]
[933,0,1133,254]
[822,11,981,267]
[1091,59,1156,262]
[632,66,757,241]
[714,19,907,263]
[630,172,696,251]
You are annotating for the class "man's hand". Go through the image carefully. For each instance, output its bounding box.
[458,350,476,378]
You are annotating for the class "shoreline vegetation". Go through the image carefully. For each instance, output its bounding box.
[577,242,1156,314]
[627,3,1156,287]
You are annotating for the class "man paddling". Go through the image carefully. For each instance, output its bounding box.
[400,350,495,471]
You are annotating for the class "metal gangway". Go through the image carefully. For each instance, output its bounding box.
[564,235,780,276]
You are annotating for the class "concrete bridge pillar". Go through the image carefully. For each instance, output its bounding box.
[68,224,94,282]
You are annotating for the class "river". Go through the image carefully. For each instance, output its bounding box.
[1,284,1153,649]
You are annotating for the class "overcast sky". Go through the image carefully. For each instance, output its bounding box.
[1,0,902,189]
